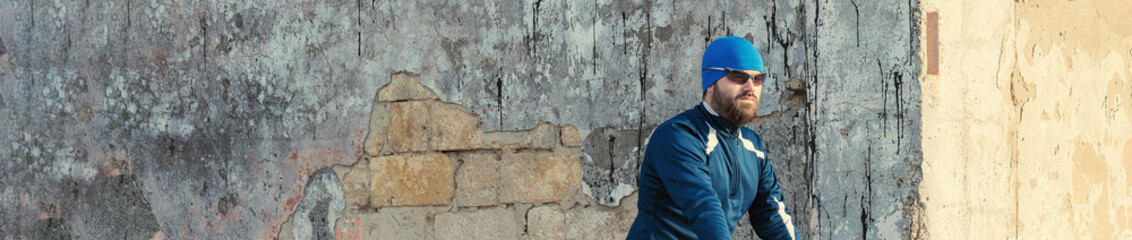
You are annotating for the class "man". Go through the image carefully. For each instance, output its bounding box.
[627,36,797,240]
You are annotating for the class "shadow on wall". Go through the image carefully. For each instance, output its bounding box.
[279,72,639,239]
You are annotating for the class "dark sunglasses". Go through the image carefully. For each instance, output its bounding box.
[703,67,764,86]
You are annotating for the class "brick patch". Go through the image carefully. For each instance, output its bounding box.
[368,154,455,207]
[499,153,582,204]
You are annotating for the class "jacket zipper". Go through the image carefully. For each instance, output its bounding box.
[725,139,739,198]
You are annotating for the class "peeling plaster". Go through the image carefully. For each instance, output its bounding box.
[0,0,924,239]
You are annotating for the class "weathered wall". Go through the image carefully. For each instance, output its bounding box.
[919,0,1132,239]
[292,72,637,239]
[0,0,923,239]
[0,1,371,239]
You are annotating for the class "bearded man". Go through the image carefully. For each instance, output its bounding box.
[627,36,797,240]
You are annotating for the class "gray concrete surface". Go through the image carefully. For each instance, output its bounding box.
[0,0,922,239]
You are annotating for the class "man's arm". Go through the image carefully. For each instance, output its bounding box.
[748,154,798,240]
[648,123,731,240]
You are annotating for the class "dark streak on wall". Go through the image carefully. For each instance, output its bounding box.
[0,0,922,239]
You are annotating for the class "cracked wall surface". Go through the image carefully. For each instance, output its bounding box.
[0,0,923,239]
[284,72,636,239]
[920,0,1132,239]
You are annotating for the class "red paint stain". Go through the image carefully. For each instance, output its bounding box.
[268,223,280,240]
[334,216,365,240]
[265,202,299,240]
[284,146,349,182]
[283,194,302,212]
[270,145,355,239]
[352,129,366,159]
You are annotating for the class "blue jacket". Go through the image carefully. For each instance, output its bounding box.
[628,103,797,240]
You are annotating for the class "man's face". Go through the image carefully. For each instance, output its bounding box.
[706,70,764,125]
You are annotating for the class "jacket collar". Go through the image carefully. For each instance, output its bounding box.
[699,102,740,136]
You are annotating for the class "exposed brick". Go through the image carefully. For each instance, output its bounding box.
[369,154,455,207]
[480,132,522,149]
[433,207,521,239]
[560,124,582,147]
[363,103,388,156]
[376,72,439,102]
[334,207,444,240]
[618,192,639,218]
[388,101,430,153]
[499,153,582,204]
[482,122,562,150]
[332,214,366,240]
[524,122,560,149]
[430,102,482,151]
[341,160,371,208]
[527,206,565,240]
[566,207,630,239]
[454,154,498,207]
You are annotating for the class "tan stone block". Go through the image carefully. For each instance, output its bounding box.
[480,131,523,149]
[499,153,582,204]
[368,154,455,207]
[523,122,560,149]
[341,160,371,208]
[528,206,565,240]
[335,207,445,240]
[430,102,482,151]
[388,101,430,153]
[434,207,521,239]
[455,154,499,207]
[376,72,439,102]
[480,122,563,150]
[618,191,639,218]
[560,125,582,147]
[363,103,388,156]
[566,207,630,239]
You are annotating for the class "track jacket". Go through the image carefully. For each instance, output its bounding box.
[627,103,797,240]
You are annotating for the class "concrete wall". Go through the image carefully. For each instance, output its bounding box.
[0,0,923,239]
[919,0,1132,239]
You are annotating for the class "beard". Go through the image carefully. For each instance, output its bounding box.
[711,87,759,125]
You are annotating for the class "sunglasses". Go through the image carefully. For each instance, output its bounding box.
[703,67,765,86]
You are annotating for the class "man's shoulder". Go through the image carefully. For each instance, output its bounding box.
[645,109,711,156]
[655,108,710,136]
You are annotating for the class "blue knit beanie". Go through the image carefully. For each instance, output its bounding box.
[701,36,765,93]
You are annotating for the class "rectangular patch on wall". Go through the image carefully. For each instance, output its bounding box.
[926,11,939,75]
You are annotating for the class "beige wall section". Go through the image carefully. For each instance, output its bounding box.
[920,0,1132,239]
[920,1,1017,238]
